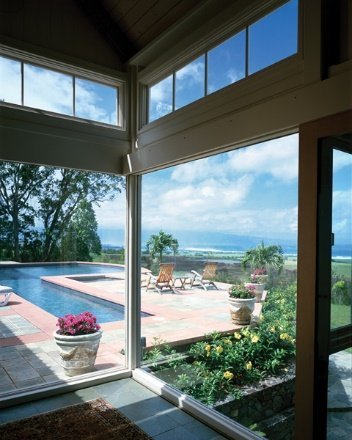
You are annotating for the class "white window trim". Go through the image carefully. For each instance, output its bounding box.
[0,44,127,130]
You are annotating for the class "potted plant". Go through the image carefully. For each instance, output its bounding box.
[228,284,256,325]
[244,268,267,302]
[54,311,103,377]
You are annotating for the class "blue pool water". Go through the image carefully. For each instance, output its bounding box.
[0,263,127,323]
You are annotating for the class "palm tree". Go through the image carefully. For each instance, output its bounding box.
[241,241,284,273]
[145,230,179,263]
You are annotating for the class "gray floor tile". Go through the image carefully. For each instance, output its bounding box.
[0,403,38,424]
[164,406,195,425]
[117,396,176,422]
[137,412,180,436]
[186,419,229,439]
[154,425,201,440]
[33,393,84,413]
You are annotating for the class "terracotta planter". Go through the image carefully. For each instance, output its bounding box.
[244,282,265,302]
[228,296,256,325]
[54,329,103,376]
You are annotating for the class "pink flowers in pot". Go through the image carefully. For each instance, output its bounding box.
[56,311,101,336]
[250,268,268,283]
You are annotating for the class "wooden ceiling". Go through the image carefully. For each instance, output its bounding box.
[75,0,204,62]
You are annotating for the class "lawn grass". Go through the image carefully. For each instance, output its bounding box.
[332,260,351,279]
[331,304,351,328]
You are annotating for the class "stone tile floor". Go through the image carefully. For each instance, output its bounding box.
[0,378,230,440]
[327,350,352,440]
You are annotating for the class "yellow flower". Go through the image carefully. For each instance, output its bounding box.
[242,328,250,337]
[224,338,232,346]
[216,346,224,354]
[280,333,290,341]
[246,361,253,370]
[234,332,241,340]
[205,344,211,352]
[270,326,276,333]
[223,371,234,380]
[251,335,259,343]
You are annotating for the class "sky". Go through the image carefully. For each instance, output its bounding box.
[95,134,351,252]
[141,135,299,242]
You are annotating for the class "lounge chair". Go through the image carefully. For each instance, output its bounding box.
[0,285,13,306]
[191,262,218,290]
[146,263,176,294]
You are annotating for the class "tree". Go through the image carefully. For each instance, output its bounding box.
[60,200,101,261]
[145,230,179,263]
[38,168,124,261]
[241,241,284,273]
[0,163,52,260]
[0,161,124,262]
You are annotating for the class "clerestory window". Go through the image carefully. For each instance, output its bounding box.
[0,54,122,127]
[148,0,298,123]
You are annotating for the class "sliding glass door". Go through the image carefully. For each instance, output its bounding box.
[316,137,352,439]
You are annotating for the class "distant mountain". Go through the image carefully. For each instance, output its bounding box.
[99,228,297,253]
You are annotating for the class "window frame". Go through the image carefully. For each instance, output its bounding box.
[144,0,300,125]
[0,45,126,130]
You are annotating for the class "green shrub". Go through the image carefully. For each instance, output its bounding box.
[331,280,350,305]
[144,284,297,406]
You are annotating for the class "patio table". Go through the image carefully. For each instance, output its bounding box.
[172,274,193,290]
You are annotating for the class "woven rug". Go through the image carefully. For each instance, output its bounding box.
[0,398,153,440]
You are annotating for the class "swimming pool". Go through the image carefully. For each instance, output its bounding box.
[0,263,127,323]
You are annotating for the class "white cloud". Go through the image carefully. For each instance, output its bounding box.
[176,59,204,85]
[142,136,299,238]
[142,174,254,231]
[150,76,172,102]
[333,149,352,172]
[171,158,225,183]
[227,134,298,181]
[75,80,117,124]
[23,64,73,114]
[333,190,351,239]
[226,68,244,84]
[0,57,21,104]
[94,194,126,229]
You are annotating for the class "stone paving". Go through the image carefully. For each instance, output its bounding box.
[0,278,252,394]
[327,350,352,440]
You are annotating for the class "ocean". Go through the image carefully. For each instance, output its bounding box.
[179,243,351,259]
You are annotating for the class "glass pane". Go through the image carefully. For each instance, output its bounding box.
[75,78,118,125]
[207,30,246,94]
[141,134,298,438]
[175,55,205,110]
[248,0,298,75]
[327,348,352,439]
[149,75,173,122]
[331,149,352,329]
[0,56,22,105]
[0,161,126,395]
[23,64,73,115]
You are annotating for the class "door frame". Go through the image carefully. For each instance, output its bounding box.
[296,110,352,439]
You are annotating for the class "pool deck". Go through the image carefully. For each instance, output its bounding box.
[0,275,264,393]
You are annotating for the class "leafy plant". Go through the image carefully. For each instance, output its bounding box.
[146,283,297,406]
[228,284,255,299]
[241,241,284,274]
[331,279,350,305]
[145,230,179,263]
[56,311,101,336]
